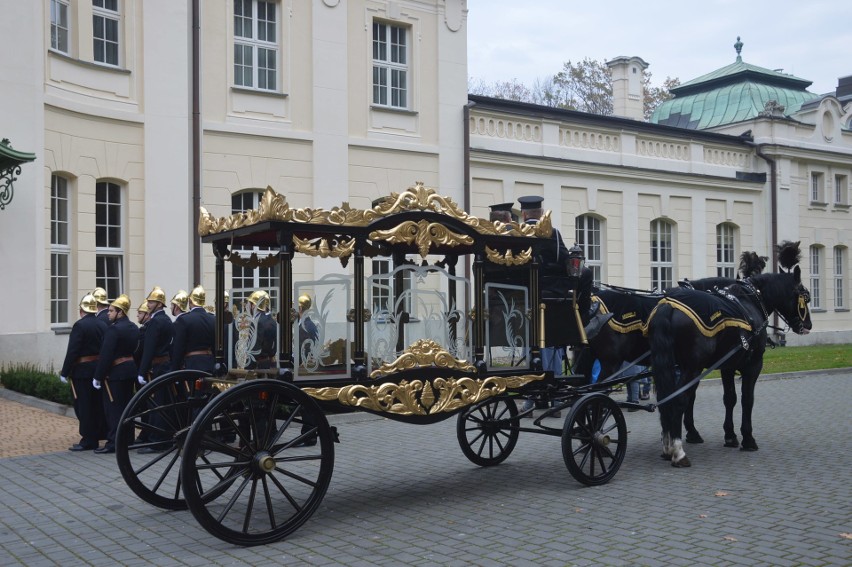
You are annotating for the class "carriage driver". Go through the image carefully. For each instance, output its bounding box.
[170,285,216,374]
[91,294,139,454]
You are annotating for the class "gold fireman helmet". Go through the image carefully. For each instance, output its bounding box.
[92,287,110,305]
[247,290,270,312]
[189,285,206,307]
[171,289,189,312]
[79,294,98,314]
[224,290,230,303]
[111,294,131,315]
[137,300,150,314]
[298,294,312,311]
[146,286,166,305]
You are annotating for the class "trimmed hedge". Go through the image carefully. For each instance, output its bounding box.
[0,364,74,406]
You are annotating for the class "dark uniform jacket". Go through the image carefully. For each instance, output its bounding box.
[59,313,105,380]
[94,316,140,382]
[255,312,277,368]
[171,307,215,373]
[96,309,110,327]
[137,310,174,378]
[527,219,571,299]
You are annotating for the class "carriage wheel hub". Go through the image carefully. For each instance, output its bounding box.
[255,453,276,474]
[594,432,610,447]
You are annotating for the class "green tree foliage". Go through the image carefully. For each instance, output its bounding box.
[469,58,680,121]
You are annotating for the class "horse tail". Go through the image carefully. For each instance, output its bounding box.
[648,301,678,407]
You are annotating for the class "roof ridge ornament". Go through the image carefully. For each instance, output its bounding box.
[734,36,743,62]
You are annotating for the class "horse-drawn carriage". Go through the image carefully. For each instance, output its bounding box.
[115,183,811,546]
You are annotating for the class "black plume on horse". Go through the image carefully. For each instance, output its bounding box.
[647,244,812,467]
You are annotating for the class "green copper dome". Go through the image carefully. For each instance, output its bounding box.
[651,37,820,129]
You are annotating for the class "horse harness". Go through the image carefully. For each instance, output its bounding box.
[711,278,769,352]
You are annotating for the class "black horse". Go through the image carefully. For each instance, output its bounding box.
[647,241,812,467]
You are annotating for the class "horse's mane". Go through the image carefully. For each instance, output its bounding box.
[776,241,801,271]
[739,251,767,278]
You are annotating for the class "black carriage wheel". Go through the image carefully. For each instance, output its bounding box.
[456,396,519,467]
[180,380,334,546]
[561,393,627,486]
[116,370,214,510]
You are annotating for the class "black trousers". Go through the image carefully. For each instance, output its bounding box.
[71,371,105,447]
[101,379,134,449]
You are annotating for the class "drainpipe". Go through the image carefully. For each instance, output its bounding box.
[191,0,201,284]
[752,142,783,344]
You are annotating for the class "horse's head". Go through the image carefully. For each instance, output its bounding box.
[766,266,812,335]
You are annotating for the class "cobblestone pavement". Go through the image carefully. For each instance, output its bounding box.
[0,392,78,458]
[0,371,850,566]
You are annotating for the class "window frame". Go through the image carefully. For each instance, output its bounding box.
[50,0,70,54]
[233,0,279,92]
[95,180,124,300]
[810,172,824,204]
[231,191,280,311]
[92,0,120,67]
[50,175,71,325]
[834,246,846,310]
[372,20,409,109]
[650,219,674,291]
[835,174,848,206]
[716,223,736,279]
[809,245,822,310]
[575,214,602,286]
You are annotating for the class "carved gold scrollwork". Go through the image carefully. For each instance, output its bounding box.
[485,246,532,266]
[302,374,546,416]
[369,219,474,259]
[293,235,355,259]
[227,250,280,269]
[369,338,476,378]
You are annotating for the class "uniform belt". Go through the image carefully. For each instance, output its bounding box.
[76,355,99,364]
[111,356,134,367]
[186,349,212,357]
[152,355,170,365]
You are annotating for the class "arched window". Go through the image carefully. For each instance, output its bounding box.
[95,180,123,301]
[716,223,737,278]
[834,246,846,309]
[51,174,72,324]
[231,191,280,311]
[575,214,603,286]
[650,219,674,291]
[809,245,823,310]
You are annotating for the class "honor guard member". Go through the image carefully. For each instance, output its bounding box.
[170,289,189,319]
[247,290,276,369]
[297,294,319,347]
[92,287,111,326]
[170,285,215,373]
[136,286,175,452]
[137,286,174,385]
[133,300,150,367]
[92,294,139,454]
[59,294,106,451]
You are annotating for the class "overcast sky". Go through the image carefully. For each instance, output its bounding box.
[466,0,851,96]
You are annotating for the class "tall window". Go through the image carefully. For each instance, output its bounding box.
[809,245,822,310]
[231,192,279,310]
[650,219,674,291]
[371,259,391,313]
[575,215,602,286]
[372,21,408,109]
[95,181,123,300]
[810,172,824,203]
[835,247,846,309]
[50,0,70,54]
[716,223,736,278]
[836,175,848,205]
[51,176,71,324]
[93,0,119,66]
[234,0,278,91]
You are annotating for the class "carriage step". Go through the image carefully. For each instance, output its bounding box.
[556,374,587,388]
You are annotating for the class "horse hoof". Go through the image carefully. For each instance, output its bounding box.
[724,438,739,448]
[660,453,671,460]
[671,456,691,468]
[740,440,759,451]
[686,432,704,444]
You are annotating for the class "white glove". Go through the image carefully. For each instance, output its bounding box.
[60,376,68,384]
[137,375,146,386]
[92,379,101,390]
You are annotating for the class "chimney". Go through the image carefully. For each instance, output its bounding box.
[836,75,852,98]
[606,56,649,120]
